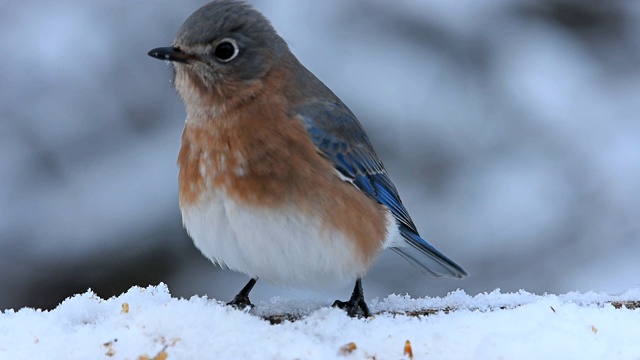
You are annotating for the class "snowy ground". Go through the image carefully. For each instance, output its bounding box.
[1,284,639,360]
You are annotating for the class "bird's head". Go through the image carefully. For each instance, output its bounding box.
[149,0,289,118]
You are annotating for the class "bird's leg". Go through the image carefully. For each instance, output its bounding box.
[332,278,371,317]
[227,278,258,309]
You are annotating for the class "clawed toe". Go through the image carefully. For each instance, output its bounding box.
[332,298,370,317]
[332,278,371,317]
[227,278,257,310]
[227,294,254,310]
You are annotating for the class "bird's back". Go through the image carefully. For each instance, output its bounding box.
[284,57,467,279]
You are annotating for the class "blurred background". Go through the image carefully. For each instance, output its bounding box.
[2,0,639,311]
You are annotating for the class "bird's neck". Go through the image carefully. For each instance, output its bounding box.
[176,72,271,127]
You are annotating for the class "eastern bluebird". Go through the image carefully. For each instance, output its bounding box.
[149,0,467,317]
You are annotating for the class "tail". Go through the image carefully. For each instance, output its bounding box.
[391,224,467,279]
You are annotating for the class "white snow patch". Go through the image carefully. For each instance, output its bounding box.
[1,284,639,359]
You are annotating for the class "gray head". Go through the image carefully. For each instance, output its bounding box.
[149,0,290,112]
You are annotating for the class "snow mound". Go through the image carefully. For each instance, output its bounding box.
[1,284,639,359]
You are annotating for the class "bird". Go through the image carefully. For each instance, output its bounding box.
[148,0,467,317]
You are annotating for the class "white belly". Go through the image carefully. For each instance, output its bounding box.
[181,190,381,288]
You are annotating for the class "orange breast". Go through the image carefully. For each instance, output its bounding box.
[178,88,388,267]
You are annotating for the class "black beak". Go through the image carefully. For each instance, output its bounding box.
[148,46,191,63]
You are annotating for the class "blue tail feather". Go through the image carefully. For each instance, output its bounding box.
[392,224,468,279]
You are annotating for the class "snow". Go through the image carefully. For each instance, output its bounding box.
[1,284,639,360]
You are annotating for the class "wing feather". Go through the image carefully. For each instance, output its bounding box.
[296,101,467,278]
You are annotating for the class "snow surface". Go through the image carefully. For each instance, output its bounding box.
[1,284,639,360]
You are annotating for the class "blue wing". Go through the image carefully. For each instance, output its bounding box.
[296,101,467,279]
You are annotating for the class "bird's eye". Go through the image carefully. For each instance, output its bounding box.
[214,39,239,62]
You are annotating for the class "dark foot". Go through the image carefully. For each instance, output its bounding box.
[332,278,371,317]
[227,293,253,309]
[226,278,257,310]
